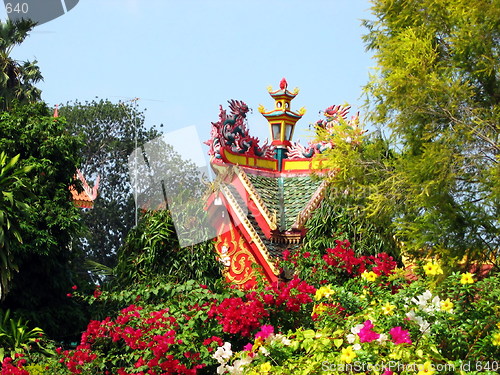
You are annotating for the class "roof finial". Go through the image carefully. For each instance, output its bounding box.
[279,77,288,90]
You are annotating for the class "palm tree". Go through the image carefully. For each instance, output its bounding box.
[0,19,42,111]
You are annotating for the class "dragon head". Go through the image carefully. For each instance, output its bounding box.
[227,99,249,117]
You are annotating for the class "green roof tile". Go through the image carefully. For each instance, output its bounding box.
[247,174,321,231]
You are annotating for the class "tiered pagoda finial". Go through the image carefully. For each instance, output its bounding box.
[258,79,306,169]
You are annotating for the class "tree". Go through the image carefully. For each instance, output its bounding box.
[59,99,160,271]
[309,113,400,260]
[0,102,87,340]
[114,209,222,289]
[0,153,32,300]
[360,0,499,265]
[0,19,42,110]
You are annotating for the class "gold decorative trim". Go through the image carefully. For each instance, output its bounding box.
[220,183,280,275]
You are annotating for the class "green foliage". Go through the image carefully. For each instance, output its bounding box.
[59,99,160,272]
[0,102,88,341]
[0,19,42,110]
[115,209,223,289]
[308,119,400,260]
[0,309,49,361]
[0,152,32,300]
[334,0,500,265]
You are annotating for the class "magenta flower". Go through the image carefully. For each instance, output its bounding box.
[358,320,380,343]
[243,343,253,351]
[389,326,412,345]
[382,369,394,375]
[255,325,274,340]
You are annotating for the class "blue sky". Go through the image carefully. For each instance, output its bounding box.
[3,0,375,144]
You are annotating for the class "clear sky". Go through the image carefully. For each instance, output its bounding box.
[2,0,375,145]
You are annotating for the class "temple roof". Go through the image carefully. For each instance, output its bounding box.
[70,170,99,209]
[246,174,322,231]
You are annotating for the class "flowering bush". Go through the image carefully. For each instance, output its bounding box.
[222,259,500,374]
[2,242,499,375]
[283,239,398,287]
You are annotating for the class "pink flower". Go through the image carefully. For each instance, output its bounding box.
[389,326,412,345]
[243,343,253,351]
[382,369,394,375]
[358,320,380,343]
[255,325,274,340]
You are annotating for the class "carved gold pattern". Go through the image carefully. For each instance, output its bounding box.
[215,227,255,285]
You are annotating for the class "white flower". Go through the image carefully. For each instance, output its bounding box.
[411,290,433,307]
[422,290,433,301]
[429,296,441,311]
[406,310,431,334]
[346,333,356,344]
[226,358,252,375]
[350,324,364,335]
[377,333,388,343]
[259,346,270,356]
[213,342,233,364]
[418,319,431,333]
[353,343,361,351]
[274,334,291,346]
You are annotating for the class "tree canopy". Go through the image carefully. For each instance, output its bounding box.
[59,99,160,272]
[359,0,499,264]
[0,19,42,110]
[0,102,87,339]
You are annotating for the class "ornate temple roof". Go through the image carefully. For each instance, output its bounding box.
[205,80,362,286]
[70,170,99,209]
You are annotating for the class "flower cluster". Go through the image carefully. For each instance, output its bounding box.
[322,240,397,277]
[262,276,316,312]
[208,276,316,337]
[56,304,205,374]
[1,355,29,375]
[208,296,268,337]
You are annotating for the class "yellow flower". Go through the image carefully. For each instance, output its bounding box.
[381,301,396,315]
[340,346,357,364]
[312,303,327,316]
[361,271,378,282]
[417,361,435,375]
[315,285,335,300]
[440,298,454,312]
[460,272,475,284]
[260,362,272,372]
[497,322,500,329]
[492,332,500,346]
[423,261,443,276]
